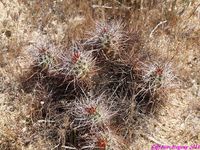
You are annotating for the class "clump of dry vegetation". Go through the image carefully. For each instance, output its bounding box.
[0,0,200,150]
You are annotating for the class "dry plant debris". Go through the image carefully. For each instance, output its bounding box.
[0,0,200,150]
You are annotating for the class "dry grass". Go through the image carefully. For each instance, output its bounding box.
[0,0,200,149]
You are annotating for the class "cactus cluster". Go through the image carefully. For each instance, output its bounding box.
[22,20,178,149]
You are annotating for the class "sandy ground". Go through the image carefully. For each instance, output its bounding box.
[0,0,200,150]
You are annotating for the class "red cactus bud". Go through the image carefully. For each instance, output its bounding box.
[71,51,80,64]
[85,106,96,115]
[102,27,107,33]
[156,68,163,76]
[97,138,107,149]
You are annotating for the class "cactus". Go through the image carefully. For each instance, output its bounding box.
[22,20,179,150]
[142,61,177,91]
[85,21,128,60]
[54,42,96,82]
[70,94,116,130]
[81,130,127,150]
